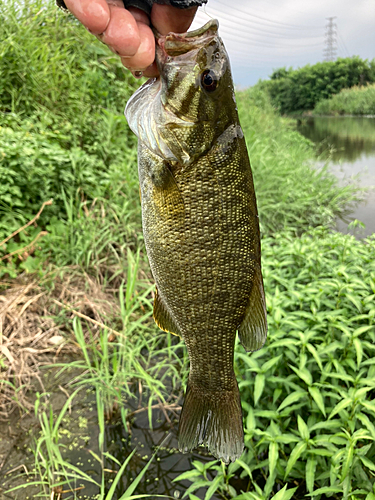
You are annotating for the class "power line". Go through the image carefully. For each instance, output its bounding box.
[338,33,350,58]
[218,28,325,49]
[213,0,325,30]
[195,8,325,40]
[323,17,337,61]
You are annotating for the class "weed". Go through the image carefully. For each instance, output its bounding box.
[315,84,375,116]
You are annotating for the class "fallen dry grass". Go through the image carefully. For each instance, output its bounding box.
[0,270,122,420]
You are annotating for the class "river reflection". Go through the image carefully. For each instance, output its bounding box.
[297,116,375,236]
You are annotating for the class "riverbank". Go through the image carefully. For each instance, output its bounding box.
[1,2,375,499]
[314,83,375,116]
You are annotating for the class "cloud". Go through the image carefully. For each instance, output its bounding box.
[191,0,375,86]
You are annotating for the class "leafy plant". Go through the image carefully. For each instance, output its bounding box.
[178,228,375,499]
[314,83,375,116]
[260,57,375,114]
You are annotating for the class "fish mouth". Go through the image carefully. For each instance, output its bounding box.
[156,19,219,58]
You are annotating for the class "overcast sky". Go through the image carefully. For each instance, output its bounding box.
[190,0,375,88]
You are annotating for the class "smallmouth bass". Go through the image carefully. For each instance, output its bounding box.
[125,19,267,463]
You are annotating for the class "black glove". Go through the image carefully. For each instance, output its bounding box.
[57,0,207,16]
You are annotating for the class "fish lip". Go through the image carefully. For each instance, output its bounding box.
[155,19,219,58]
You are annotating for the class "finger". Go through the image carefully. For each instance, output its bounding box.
[121,22,155,70]
[151,4,198,35]
[101,4,141,57]
[64,0,110,35]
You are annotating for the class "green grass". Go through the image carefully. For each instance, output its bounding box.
[314,84,375,116]
[236,87,362,234]
[1,0,374,499]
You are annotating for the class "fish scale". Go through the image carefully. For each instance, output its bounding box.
[125,18,267,463]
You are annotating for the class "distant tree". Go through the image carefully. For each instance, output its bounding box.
[262,57,375,114]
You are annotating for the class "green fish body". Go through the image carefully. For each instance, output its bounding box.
[125,19,267,463]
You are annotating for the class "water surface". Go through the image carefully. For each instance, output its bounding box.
[297,116,375,236]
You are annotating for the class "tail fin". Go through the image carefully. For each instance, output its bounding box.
[178,382,244,463]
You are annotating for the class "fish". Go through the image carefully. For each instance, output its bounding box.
[125,19,267,463]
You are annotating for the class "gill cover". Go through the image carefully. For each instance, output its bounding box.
[125,20,224,166]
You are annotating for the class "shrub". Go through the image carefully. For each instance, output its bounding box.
[261,57,375,114]
[314,84,375,115]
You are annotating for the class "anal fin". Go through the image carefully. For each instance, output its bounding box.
[153,288,181,337]
[238,265,268,351]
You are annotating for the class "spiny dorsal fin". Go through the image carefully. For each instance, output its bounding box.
[153,288,181,337]
[238,265,267,351]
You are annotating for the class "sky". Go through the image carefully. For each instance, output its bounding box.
[190,0,375,88]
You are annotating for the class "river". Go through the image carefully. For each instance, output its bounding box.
[296,116,375,237]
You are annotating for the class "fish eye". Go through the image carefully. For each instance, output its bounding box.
[201,69,218,92]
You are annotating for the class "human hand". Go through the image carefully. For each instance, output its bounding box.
[63,0,198,77]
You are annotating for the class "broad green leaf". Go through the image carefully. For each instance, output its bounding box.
[355,387,373,400]
[357,413,375,439]
[278,391,307,412]
[254,410,279,419]
[182,480,211,499]
[359,455,375,472]
[246,405,256,431]
[354,338,363,368]
[353,325,373,337]
[269,339,298,349]
[347,293,362,311]
[306,343,323,371]
[284,441,307,478]
[261,355,282,373]
[307,448,334,457]
[355,443,372,456]
[329,397,352,419]
[174,470,201,481]
[305,457,317,494]
[306,486,342,496]
[254,373,265,406]
[308,386,326,417]
[289,365,312,386]
[270,484,297,500]
[236,458,253,479]
[204,474,223,500]
[268,441,279,477]
[297,415,309,440]
[276,433,300,444]
[365,493,375,500]
[310,420,341,432]
[341,444,354,481]
[361,401,375,415]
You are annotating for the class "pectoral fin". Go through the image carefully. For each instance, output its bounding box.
[153,288,181,337]
[238,265,267,351]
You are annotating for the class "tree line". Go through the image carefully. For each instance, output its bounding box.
[260,57,375,114]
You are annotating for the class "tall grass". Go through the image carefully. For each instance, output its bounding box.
[236,87,362,234]
[314,84,375,116]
